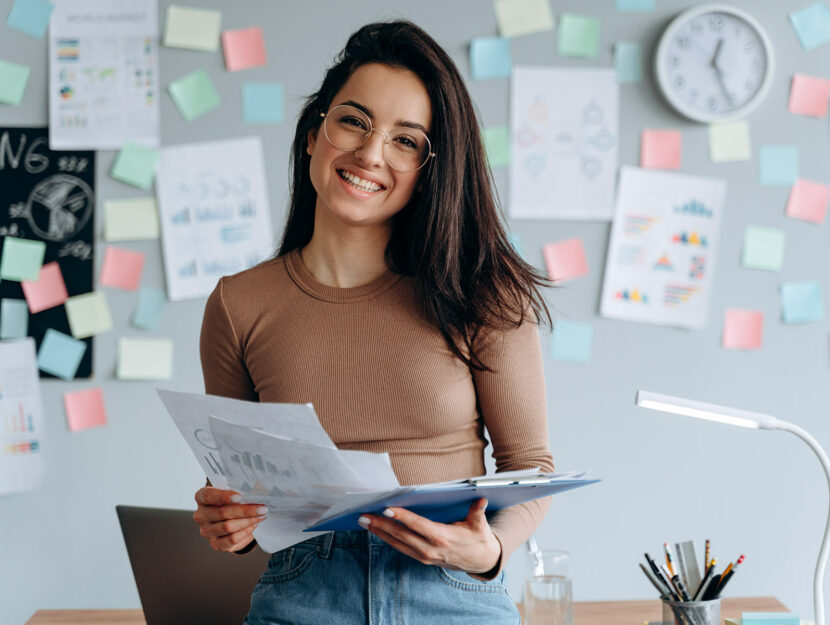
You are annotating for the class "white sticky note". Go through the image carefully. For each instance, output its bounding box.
[117,338,173,380]
[65,292,113,338]
[104,198,160,241]
[709,121,752,162]
[163,5,221,51]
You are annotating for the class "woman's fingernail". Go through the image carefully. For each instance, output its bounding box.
[382,508,395,518]
[257,506,269,515]
[230,494,242,503]
[358,515,371,528]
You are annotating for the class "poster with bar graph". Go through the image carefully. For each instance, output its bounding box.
[0,339,44,495]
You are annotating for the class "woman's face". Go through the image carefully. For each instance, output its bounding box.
[306,63,432,231]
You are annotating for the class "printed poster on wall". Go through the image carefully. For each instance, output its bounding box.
[156,136,275,301]
[48,0,160,150]
[509,66,618,220]
[599,167,727,330]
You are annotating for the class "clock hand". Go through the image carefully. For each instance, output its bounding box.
[710,38,724,68]
[712,64,734,107]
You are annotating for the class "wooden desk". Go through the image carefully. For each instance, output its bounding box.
[27,596,788,624]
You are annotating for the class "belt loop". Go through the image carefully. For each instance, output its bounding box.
[317,531,335,559]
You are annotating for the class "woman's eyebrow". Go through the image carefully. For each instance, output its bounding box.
[338,99,429,134]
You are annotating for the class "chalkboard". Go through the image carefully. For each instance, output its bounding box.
[0,127,95,378]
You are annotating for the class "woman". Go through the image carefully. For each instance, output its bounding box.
[193,20,554,624]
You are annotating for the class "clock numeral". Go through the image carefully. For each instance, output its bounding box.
[677,35,691,49]
[709,16,725,31]
[689,89,699,101]
[743,40,755,52]
[707,96,717,111]
[670,55,681,68]
[690,20,703,34]
[673,75,685,89]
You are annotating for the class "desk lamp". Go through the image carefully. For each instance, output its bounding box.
[635,390,830,625]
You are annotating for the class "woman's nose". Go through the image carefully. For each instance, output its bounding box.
[354,130,386,168]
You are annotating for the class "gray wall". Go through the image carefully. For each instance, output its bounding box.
[2,1,829,623]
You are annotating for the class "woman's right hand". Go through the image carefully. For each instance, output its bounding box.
[193,486,268,552]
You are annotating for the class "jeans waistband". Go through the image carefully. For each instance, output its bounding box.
[301,529,387,558]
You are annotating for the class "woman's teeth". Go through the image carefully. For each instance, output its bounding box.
[339,170,383,192]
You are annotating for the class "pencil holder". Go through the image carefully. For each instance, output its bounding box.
[661,598,720,625]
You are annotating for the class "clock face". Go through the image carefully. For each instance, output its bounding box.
[656,6,774,122]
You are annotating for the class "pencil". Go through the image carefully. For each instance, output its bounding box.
[664,542,676,577]
[704,539,710,574]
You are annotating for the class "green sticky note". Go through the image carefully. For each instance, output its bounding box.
[0,237,45,281]
[483,126,510,168]
[168,69,221,121]
[111,143,159,190]
[0,59,31,105]
[558,14,601,58]
[742,226,785,271]
[551,320,593,364]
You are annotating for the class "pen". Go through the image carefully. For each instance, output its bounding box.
[714,555,744,599]
[702,573,722,601]
[647,554,678,600]
[661,565,682,601]
[670,573,692,601]
[664,542,676,577]
[692,557,716,600]
[640,563,671,600]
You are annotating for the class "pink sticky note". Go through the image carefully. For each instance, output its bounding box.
[723,309,763,350]
[789,73,830,117]
[543,238,589,283]
[222,27,267,71]
[641,129,682,170]
[786,178,830,224]
[21,261,68,313]
[63,388,107,432]
[99,246,145,291]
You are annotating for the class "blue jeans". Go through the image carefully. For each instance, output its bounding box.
[244,530,521,625]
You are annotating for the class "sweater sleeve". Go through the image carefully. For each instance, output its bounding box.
[471,316,554,575]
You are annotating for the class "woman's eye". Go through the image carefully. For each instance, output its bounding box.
[394,136,417,150]
[341,116,367,129]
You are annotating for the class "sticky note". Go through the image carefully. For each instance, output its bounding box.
[0,59,30,105]
[558,14,601,58]
[111,143,159,191]
[742,226,785,271]
[168,69,221,121]
[37,328,86,380]
[543,238,589,282]
[493,0,555,38]
[615,42,642,83]
[781,280,824,324]
[470,37,511,80]
[483,126,510,168]
[99,246,145,291]
[117,338,173,380]
[132,287,166,330]
[616,0,655,10]
[723,309,763,350]
[222,26,266,71]
[243,82,283,123]
[0,237,45,281]
[641,129,682,170]
[551,320,593,364]
[104,197,159,241]
[21,261,68,313]
[0,298,29,339]
[65,292,113,338]
[63,388,107,432]
[789,3,830,51]
[6,0,54,39]
[163,5,221,51]
[759,145,798,186]
[789,73,830,117]
[508,232,524,257]
[742,613,800,625]
[709,121,751,162]
[786,178,830,224]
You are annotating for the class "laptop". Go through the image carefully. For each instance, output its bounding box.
[116,505,269,625]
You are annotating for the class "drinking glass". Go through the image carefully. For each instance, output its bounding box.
[524,549,573,625]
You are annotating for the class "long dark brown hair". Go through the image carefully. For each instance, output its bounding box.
[278,20,552,371]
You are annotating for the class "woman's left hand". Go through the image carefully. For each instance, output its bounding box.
[358,498,501,578]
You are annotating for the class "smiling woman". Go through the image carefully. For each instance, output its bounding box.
[194,20,555,625]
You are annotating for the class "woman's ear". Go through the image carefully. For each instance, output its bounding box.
[306,128,317,156]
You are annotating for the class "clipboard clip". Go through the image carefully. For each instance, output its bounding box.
[463,475,551,487]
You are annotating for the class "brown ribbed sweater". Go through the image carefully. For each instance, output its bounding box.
[199,248,554,573]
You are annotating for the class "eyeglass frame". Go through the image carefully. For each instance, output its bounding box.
[318,104,437,173]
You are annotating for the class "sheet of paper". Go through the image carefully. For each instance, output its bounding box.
[470,37,511,80]
[0,339,44,494]
[36,328,86,379]
[99,246,144,291]
[722,309,763,350]
[163,5,221,51]
[600,167,727,329]
[0,59,30,105]
[156,136,275,301]
[483,126,510,168]
[789,73,830,117]
[789,2,830,51]
[742,226,785,271]
[781,280,824,324]
[63,387,107,432]
[111,143,160,191]
[104,197,159,241]
[21,261,68,313]
[709,121,751,162]
[168,69,221,121]
[558,14,601,58]
[616,0,655,10]
[641,129,681,170]
[338,450,400,491]
[49,0,159,149]
[7,0,54,39]
[510,66,618,220]
[615,41,642,83]
[0,237,45,281]
[493,0,554,38]
[0,298,29,339]
[786,178,830,223]
[222,27,267,71]
[131,286,165,330]
[117,338,172,379]
[759,145,798,186]
[243,82,283,123]
[65,292,112,338]
[550,320,593,364]
[543,238,589,282]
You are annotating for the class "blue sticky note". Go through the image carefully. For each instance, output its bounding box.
[551,320,593,364]
[759,146,798,186]
[508,232,524,258]
[0,298,29,339]
[6,0,54,39]
[742,613,800,625]
[470,37,511,80]
[615,42,642,83]
[789,2,830,51]
[616,0,655,11]
[37,328,87,380]
[780,280,824,324]
[132,286,166,330]
[243,82,283,123]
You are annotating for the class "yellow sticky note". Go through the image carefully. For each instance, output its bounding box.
[163,5,221,51]
[493,0,555,38]
[65,292,113,338]
[709,121,751,162]
[117,338,173,380]
[104,198,159,241]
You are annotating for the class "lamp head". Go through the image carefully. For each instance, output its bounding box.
[635,390,779,430]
